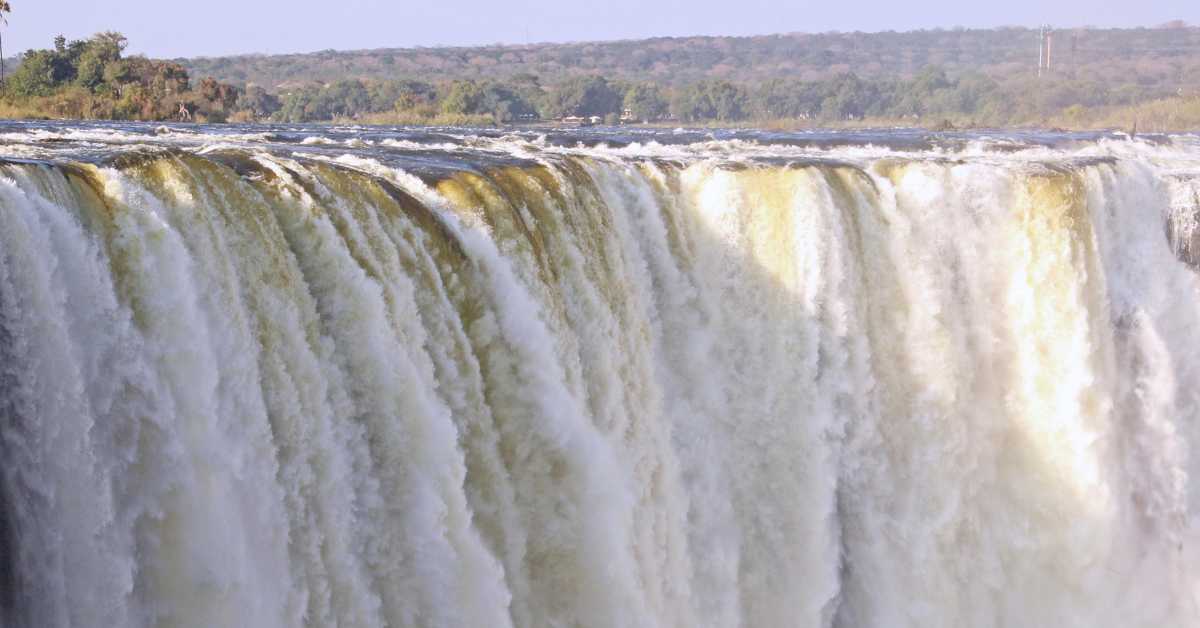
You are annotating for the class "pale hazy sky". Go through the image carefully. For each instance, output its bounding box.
[3,0,1196,58]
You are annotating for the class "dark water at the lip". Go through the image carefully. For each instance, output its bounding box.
[0,119,1187,178]
[0,118,1171,147]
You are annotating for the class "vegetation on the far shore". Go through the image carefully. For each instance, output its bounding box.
[1054,95,1200,133]
[0,32,246,122]
[0,24,1198,131]
[247,68,1200,131]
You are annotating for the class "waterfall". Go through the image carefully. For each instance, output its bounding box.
[0,127,1198,627]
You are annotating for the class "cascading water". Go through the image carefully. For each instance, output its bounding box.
[0,123,1198,628]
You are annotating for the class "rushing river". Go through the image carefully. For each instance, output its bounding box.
[0,122,1198,627]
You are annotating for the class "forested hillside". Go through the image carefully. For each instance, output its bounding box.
[3,24,1199,128]
[178,25,1200,91]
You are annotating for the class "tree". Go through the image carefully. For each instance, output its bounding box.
[75,32,127,92]
[389,80,436,111]
[322,79,369,117]
[818,73,883,120]
[102,59,132,90]
[89,32,128,61]
[623,83,667,122]
[668,81,748,122]
[277,84,321,121]
[704,81,748,121]
[543,76,622,118]
[480,83,536,122]
[6,50,58,97]
[752,79,823,119]
[670,83,714,122]
[893,66,951,116]
[441,80,485,115]
[75,51,105,90]
[0,1,11,85]
[0,30,257,122]
[237,85,281,118]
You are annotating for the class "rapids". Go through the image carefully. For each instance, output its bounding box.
[0,122,1198,627]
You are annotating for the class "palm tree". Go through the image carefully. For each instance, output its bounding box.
[0,2,10,85]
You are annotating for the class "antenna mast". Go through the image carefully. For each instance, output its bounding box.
[1038,25,1054,77]
[1038,26,1045,77]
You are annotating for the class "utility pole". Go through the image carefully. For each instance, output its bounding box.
[1037,25,1054,77]
[1046,28,1053,73]
[1038,26,1044,77]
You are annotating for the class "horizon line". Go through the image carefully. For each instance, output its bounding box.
[53,20,1197,61]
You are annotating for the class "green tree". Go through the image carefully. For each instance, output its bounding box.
[543,76,622,118]
[441,80,485,115]
[75,52,105,90]
[818,73,884,120]
[75,32,127,92]
[893,66,951,116]
[389,80,436,111]
[670,83,713,122]
[752,79,823,119]
[274,80,372,121]
[669,81,748,122]
[89,32,128,62]
[102,59,132,92]
[277,84,321,121]
[704,81,748,121]
[480,82,536,121]
[623,83,667,122]
[6,50,58,96]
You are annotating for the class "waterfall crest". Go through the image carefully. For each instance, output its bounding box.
[1,127,1199,627]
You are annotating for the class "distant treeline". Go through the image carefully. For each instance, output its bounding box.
[172,22,1200,128]
[264,69,1187,127]
[178,25,1200,92]
[3,30,1200,130]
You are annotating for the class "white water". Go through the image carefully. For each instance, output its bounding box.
[0,130,1199,628]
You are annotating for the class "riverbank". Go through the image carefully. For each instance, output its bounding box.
[275,94,1200,133]
[5,93,1198,134]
